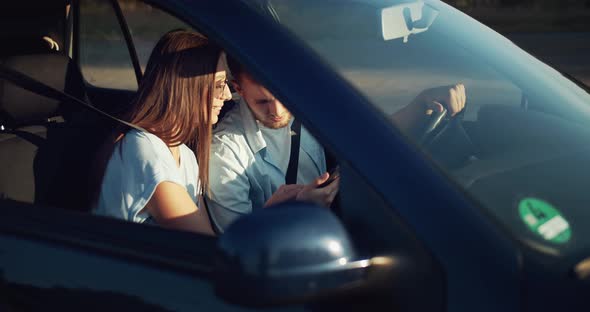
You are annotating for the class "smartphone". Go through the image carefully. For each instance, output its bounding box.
[318,166,340,188]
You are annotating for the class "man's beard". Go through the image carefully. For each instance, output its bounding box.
[258,112,292,129]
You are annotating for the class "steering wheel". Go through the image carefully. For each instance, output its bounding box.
[419,108,449,146]
[418,107,476,169]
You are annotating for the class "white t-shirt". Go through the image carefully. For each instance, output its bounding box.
[94,130,200,223]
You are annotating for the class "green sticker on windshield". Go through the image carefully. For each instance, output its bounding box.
[519,198,571,244]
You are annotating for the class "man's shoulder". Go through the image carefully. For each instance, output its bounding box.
[211,107,252,154]
[215,103,256,143]
[214,104,245,137]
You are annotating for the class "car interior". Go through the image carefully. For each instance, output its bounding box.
[2,0,589,246]
[3,1,590,310]
[2,1,91,209]
[0,1,448,307]
[0,0,333,213]
[5,2,140,216]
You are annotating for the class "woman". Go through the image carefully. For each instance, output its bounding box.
[93,30,231,235]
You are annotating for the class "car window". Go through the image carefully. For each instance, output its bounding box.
[79,0,137,90]
[79,0,191,91]
[267,0,522,120]
[121,0,192,72]
[257,0,590,253]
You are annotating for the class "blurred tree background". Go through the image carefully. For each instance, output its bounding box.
[444,0,590,86]
[445,0,590,32]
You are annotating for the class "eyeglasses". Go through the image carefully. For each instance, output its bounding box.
[214,79,229,98]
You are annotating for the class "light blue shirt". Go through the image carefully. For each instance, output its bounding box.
[94,130,200,224]
[207,100,326,232]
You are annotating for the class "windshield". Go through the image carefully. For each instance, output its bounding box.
[247,0,590,254]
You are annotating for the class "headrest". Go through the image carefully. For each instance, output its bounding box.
[0,1,66,56]
[0,53,85,128]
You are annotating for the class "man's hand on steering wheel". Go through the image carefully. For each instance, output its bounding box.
[416,84,466,146]
[414,83,466,117]
[390,83,466,137]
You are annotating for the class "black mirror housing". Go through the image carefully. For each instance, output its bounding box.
[214,201,368,306]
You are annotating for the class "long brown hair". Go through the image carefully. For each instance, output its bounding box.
[93,30,220,202]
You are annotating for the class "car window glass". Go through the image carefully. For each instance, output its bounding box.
[254,0,590,254]
[121,0,192,72]
[79,0,137,90]
[268,0,521,121]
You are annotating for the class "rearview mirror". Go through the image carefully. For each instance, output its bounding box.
[214,202,404,306]
[381,1,439,42]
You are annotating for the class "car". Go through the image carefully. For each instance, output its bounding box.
[1,0,589,311]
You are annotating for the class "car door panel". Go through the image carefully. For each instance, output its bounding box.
[0,200,308,311]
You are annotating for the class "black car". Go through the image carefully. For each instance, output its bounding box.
[1,0,589,311]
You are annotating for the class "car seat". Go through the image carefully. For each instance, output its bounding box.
[0,53,108,211]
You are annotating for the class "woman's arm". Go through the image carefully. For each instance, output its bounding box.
[145,181,214,235]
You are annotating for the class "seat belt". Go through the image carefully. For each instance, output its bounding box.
[0,64,145,132]
[285,119,301,184]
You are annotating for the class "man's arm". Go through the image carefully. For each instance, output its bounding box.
[295,172,340,207]
[391,84,466,136]
[207,138,253,233]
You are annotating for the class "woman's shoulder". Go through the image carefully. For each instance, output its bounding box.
[119,130,169,162]
[122,129,166,148]
[124,129,164,145]
[179,143,199,167]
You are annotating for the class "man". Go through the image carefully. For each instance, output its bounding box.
[207,55,466,232]
[207,56,340,232]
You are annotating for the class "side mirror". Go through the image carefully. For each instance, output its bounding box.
[214,202,405,306]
